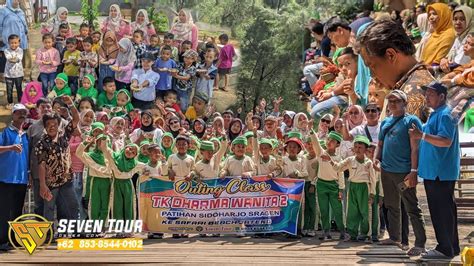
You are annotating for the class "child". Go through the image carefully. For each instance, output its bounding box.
[172,49,198,111]
[324,136,376,242]
[152,45,177,98]
[192,139,227,180]
[132,30,147,69]
[162,33,178,60]
[75,23,91,52]
[220,136,255,178]
[97,76,117,110]
[113,89,134,117]
[36,33,61,96]
[196,49,218,100]
[161,132,175,160]
[48,73,72,98]
[147,34,160,60]
[129,108,142,131]
[76,74,99,103]
[4,34,24,109]
[302,135,320,237]
[366,143,384,242]
[76,134,112,223]
[185,92,209,122]
[215,34,235,92]
[79,37,98,84]
[111,38,136,91]
[251,125,280,178]
[91,31,102,53]
[98,31,119,92]
[178,40,192,63]
[63,37,81,96]
[162,90,184,117]
[78,97,96,113]
[55,23,70,73]
[311,130,345,240]
[20,81,43,121]
[108,116,127,152]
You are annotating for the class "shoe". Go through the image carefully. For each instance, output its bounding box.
[325,232,332,240]
[211,234,220,237]
[344,236,358,242]
[307,230,316,237]
[339,233,346,240]
[6,104,13,110]
[199,234,207,238]
[421,249,452,260]
[371,236,379,242]
[148,233,163,239]
[401,244,410,251]
[180,234,189,238]
[301,230,308,237]
[0,243,13,252]
[407,246,426,256]
[172,234,181,239]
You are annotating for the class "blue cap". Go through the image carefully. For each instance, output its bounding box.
[421,81,447,95]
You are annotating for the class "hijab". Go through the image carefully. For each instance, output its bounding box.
[109,116,125,136]
[138,140,150,164]
[140,110,155,132]
[228,118,243,142]
[87,134,107,166]
[421,3,456,65]
[170,9,194,42]
[115,38,136,81]
[113,143,138,172]
[79,109,95,132]
[44,7,70,36]
[98,31,119,60]
[96,112,109,124]
[20,81,43,105]
[53,73,72,96]
[161,132,175,160]
[6,0,22,12]
[213,116,226,136]
[347,105,367,130]
[454,6,473,41]
[133,9,150,31]
[107,4,123,31]
[168,116,181,138]
[192,118,206,139]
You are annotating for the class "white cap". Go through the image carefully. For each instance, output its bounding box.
[12,103,28,114]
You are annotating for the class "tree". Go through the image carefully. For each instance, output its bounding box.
[81,0,101,29]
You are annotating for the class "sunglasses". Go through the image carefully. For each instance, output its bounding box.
[365,109,378,114]
[170,120,179,125]
[321,119,331,124]
[388,99,403,104]
[349,111,359,115]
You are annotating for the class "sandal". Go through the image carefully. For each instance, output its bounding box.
[407,246,426,256]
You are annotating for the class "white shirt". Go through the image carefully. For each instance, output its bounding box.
[349,123,380,144]
[131,68,160,102]
[4,47,24,78]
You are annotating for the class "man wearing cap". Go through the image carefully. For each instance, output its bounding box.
[0,104,29,251]
[131,52,161,110]
[342,103,381,143]
[409,82,460,259]
[377,89,427,255]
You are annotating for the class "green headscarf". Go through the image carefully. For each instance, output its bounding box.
[87,134,107,166]
[138,140,151,164]
[53,73,72,96]
[161,132,175,160]
[113,143,139,172]
[187,135,201,158]
[77,74,99,100]
[90,122,105,135]
[114,89,134,116]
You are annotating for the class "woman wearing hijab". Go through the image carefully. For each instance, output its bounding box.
[440,6,473,73]
[345,105,367,130]
[170,9,199,50]
[420,3,456,65]
[100,4,131,41]
[227,118,243,142]
[131,9,156,45]
[41,7,73,37]
[98,31,120,92]
[130,110,163,144]
[192,118,206,139]
[111,38,136,91]
[167,116,182,138]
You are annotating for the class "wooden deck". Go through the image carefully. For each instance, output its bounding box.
[0,234,465,265]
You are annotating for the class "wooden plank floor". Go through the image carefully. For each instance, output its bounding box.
[0,234,465,265]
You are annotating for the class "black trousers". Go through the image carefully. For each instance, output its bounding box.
[0,182,27,245]
[424,178,460,258]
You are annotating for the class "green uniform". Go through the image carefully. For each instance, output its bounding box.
[303,181,317,231]
[112,179,135,220]
[89,176,112,220]
[346,182,370,239]
[317,179,344,231]
[371,180,382,238]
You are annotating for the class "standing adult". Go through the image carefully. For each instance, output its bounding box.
[357,19,435,122]
[0,0,30,81]
[409,81,460,259]
[0,104,29,251]
[40,7,73,37]
[100,4,131,41]
[131,9,156,45]
[376,90,427,256]
[170,9,199,50]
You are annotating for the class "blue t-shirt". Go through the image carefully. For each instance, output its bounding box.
[153,58,176,91]
[379,114,422,173]
[419,104,460,181]
[0,126,29,184]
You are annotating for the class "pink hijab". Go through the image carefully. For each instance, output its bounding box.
[347,105,367,130]
[20,81,43,105]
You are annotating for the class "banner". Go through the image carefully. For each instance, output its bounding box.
[138,176,304,235]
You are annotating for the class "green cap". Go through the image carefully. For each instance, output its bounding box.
[411,27,421,38]
[232,136,248,146]
[200,141,215,151]
[328,131,343,143]
[190,135,201,149]
[354,135,370,146]
[55,72,69,84]
[259,138,273,147]
[194,91,209,104]
[243,131,254,139]
[91,122,105,132]
[96,134,107,141]
[270,139,279,149]
[287,131,303,140]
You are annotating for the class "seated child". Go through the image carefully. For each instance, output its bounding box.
[97,76,118,110]
[48,73,72,98]
[76,74,98,103]
[112,89,134,117]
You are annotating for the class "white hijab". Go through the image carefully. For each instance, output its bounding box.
[108,4,123,30]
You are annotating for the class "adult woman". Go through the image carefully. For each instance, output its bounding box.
[100,4,131,41]
[440,6,473,73]
[130,110,163,144]
[41,7,73,37]
[344,105,366,131]
[131,9,156,45]
[420,3,456,65]
[170,9,199,50]
[98,31,119,92]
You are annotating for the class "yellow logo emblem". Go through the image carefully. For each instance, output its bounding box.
[8,214,53,255]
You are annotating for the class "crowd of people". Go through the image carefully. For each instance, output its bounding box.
[0,0,469,261]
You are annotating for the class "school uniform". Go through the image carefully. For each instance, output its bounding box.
[220,155,255,177]
[164,153,195,178]
[193,140,227,179]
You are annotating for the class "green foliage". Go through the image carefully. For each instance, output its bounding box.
[147,7,170,33]
[81,0,101,29]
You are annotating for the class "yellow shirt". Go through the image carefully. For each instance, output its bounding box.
[63,50,81,77]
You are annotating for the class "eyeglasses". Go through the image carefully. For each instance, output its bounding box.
[349,111,359,115]
[388,99,403,104]
[170,120,179,125]
[321,119,331,124]
[365,109,379,114]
